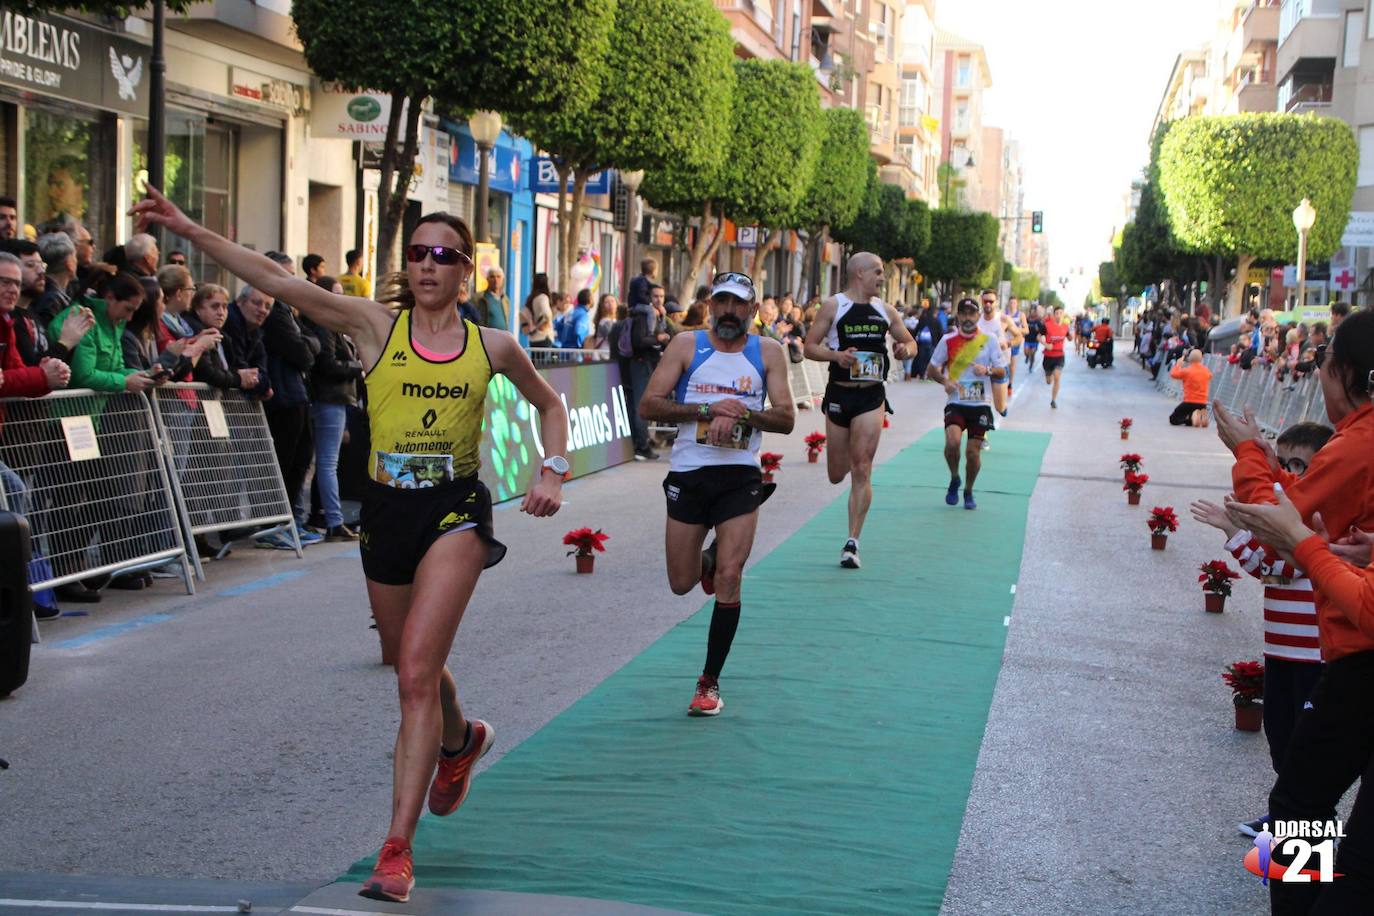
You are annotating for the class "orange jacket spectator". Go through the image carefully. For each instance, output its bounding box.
[1170,358,1212,404]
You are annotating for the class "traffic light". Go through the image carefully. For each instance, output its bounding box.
[1031,211,1043,233]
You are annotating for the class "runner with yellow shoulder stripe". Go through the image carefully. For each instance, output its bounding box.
[926,298,1009,511]
[132,189,570,905]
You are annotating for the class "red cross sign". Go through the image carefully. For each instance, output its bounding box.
[1334,268,1357,291]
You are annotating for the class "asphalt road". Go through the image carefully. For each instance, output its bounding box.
[1,344,1313,915]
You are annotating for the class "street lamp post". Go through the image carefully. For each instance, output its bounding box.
[620,169,644,302]
[1292,197,1316,310]
[468,111,503,244]
[147,0,166,233]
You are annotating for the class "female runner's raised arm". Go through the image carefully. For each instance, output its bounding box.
[131,186,395,362]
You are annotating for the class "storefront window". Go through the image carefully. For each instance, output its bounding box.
[22,106,116,249]
[134,110,235,285]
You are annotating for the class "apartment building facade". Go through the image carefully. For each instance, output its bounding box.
[932,28,992,210]
[895,0,939,202]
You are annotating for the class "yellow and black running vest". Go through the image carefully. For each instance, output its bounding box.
[365,310,492,487]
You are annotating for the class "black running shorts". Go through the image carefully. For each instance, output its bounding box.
[663,466,764,527]
[822,382,888,428]
[944,403,995,440]
[359,475,506,585]
[1043,355,1065,376]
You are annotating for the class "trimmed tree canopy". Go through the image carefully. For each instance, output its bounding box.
[1158,114,1357,263]
[923,209,1000,285]
[8,1,194,13]
[833,183,930,263]
[795,107,872,231]
[518,0,734,173]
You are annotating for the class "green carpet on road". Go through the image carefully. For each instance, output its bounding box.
[345,429,1050,914]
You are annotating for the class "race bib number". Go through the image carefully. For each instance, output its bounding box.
[374,451,455,488]
[850,351,885,382]
[957,380,987,402]
[696,419,750,450]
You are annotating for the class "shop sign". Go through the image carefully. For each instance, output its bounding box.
[0,11,149,117]
[229,67,308,116]
[311,81,401,139]
[1341,211,1374,248]
[447,128,522,194]
[736,226,758,249]
[531,157,609,195]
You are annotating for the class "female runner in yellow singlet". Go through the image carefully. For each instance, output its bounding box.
[133,187,569,903]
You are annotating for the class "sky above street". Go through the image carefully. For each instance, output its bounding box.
[936,0,1221,306]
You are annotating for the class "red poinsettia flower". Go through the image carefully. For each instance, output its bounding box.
[1198,560,1242,596]
[563,527,609,556]
[760,452,783,473]
[1147,506,1179,534]
[804,431,827,451]
[1120,453,1143,472]
[1120,417,1134,430]
[1123,472,1150,493]
[1223,660,1265,705]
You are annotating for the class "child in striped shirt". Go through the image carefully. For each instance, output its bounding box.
[1191,421,1334,838]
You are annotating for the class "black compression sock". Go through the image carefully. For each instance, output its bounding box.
[442,722,472,757]
[703,601,741,679]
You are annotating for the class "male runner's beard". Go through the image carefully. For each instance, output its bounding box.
[959,319,978,334]
[713,315,744,340]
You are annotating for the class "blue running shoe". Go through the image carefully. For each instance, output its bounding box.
[963,490,977,510]
[298,528,324,546]
[946,477,961,506]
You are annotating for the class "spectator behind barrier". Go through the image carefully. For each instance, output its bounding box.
[48,265,163,394]
[124,233,159,278]
[302,274,363,540]
[0,239,48,366]
[0,195,17,240]
[557,289,592,349]
[185,284,255,390]
[33,232,76,328]
[0,252,69,396]
[222,285,272,399]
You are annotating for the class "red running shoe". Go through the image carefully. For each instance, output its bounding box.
[427,719,494,816]
[688,675,724,716]
[359,836,414,902]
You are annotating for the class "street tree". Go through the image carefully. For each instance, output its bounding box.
[1158,113,1357,316]
[515,0,734,293]
[1011,268,1040,301]
[642,59,823,303]
[8,1,194,11]
[794,108,871,299]
[293,0,614,274]
[922,209,999,296]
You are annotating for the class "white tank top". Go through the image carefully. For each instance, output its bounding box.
[670,331,768,473]
[978,313,1005,346]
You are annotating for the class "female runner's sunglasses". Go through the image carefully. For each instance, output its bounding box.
[405,244,473,267]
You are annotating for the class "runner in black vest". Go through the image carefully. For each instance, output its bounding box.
[804,252,916,569]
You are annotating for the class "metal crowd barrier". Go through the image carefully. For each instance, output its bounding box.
[1173,354,1330,437]
[0,390,195,604]
[528,348,609,367]
[149,384,302,581]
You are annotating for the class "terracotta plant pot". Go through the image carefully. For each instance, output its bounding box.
[575,553,595,574]
[1151,533,1168,550]
[1121,430,1130,440]
[1205,593,1226,613]
[1127,491,1141,506]
[807,452,820,464]
[1235,703,1263,732]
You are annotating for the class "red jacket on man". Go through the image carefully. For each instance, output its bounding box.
[0,311,51,398]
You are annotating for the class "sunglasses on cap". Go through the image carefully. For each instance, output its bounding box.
[405,244,473,267]
[714,271,754,291]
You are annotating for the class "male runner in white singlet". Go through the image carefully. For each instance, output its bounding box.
[639,271,795,716]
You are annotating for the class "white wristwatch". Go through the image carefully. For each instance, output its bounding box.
[542,455,571,477]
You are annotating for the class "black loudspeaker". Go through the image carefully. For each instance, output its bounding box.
[0,511,34,698]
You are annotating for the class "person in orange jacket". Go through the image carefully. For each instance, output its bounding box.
[1168,348,1212,426]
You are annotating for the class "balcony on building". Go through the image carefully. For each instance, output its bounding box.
[714,0,783,59]
[1236,1,1281,56]
[1278,58,1335,111]
[1277,0,1341,80]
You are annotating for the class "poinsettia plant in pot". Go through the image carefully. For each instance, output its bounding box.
[563,527,608,574]
[804,432,826,463]
[760,452,782,484]
[1199,560,1241,613]
[1147,506,1179,549]
[1120,417,1133,440]
[1123,471,1149,506]
[1223,660,1265,731]
[1120,453,1143,477]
